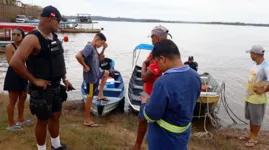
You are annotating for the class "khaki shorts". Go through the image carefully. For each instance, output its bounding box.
[245,102,266,126]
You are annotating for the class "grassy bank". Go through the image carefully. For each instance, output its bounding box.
[0,94,268,150]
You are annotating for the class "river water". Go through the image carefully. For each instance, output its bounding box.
[0,21,269,130]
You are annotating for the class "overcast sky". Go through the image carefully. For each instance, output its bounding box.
[21,0,269,23]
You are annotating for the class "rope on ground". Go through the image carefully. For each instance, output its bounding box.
[192,80,220,139]
[192,81,247,139]
[192,112,214,139]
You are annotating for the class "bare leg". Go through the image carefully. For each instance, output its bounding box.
[17,91,27,123]
[251,123,261,140]
[48,112,61,138]
[84,96,93,123]
[7,92,19,127]
[246,122,261,147]
[132,118,148,150]
[98,70,109,100]
[249,121,253,137]
[84,96,98,126]
[35,119,48,145]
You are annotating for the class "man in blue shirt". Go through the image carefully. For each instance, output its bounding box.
[140,39,201,150]
[75,33,109,127]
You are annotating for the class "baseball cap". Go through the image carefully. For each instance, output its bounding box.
[188,56,194,60]
[246,45,265,54]
[148,25,172,38]
[40,5,67,22]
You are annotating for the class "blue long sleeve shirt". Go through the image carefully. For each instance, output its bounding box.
[140,65,202,150]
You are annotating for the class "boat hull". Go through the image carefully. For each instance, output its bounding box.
[0,23,36,32]
[81,70,125,116]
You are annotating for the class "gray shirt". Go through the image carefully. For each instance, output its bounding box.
[81,42,99,83]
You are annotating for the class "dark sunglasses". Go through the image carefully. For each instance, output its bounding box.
[52,17,60,23]
[12,33,21,36]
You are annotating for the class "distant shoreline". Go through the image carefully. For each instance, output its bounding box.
[65,15,269,27]
[99,20,269,27]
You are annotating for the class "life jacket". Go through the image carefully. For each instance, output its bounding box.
[26,30,66,80]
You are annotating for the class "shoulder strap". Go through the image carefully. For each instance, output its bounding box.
[11,43,17,50]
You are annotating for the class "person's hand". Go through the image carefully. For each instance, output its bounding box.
[253,82,267,95]
[103,43,108,49]
[253,86,265,95]
[63,80,75,91]
[143,60,150,67]
[84,65,90,72]
[140,96,149,104]
[34,78,51,90]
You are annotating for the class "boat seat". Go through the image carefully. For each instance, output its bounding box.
[103,88,123,92]
[129,93,141,102]
[200,92,219,97]
[114,80,121,84]
[133,84,143,90]
[136,77,142,81]
[200,76,208,80]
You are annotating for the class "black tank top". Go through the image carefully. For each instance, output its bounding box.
[11,43,17,50]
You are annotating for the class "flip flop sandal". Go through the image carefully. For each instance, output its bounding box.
[84,122,100,127]
[6,125,23,132]
[97,97,109,101]
[17,120,32,126]
[239,135,251,140]
[245,139,258,147]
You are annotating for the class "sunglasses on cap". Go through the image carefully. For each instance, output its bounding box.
[12,33,21,36]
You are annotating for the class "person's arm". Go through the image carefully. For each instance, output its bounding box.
[75,45,93,71]
[254,67,269,94]
[141,61,154,82]
[142,60,161,82]
[9,35,39,84]
[61,74,75,91]
[195,62,198,71]
[5,44,14,64]
[99,42,107,56]
[140,80,168,122]
[75,52,90,71]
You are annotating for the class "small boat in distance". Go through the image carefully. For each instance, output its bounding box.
[81,70,125,116]
[59,22,101,33]
[58,14,102,33]
[127,43,221,117]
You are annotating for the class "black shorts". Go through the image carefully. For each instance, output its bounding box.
[28,83,67,120]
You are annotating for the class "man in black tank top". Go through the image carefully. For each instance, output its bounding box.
[10,6,73,150]
[184,56,198,71]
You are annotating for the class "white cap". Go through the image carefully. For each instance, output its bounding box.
[148,25,172,38]
[246,45,265,54]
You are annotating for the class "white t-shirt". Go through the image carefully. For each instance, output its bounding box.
[245,60,269,104]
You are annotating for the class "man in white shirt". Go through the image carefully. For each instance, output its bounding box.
[242,45,269,147]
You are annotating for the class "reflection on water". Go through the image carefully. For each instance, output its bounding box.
[0,21,269,130]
